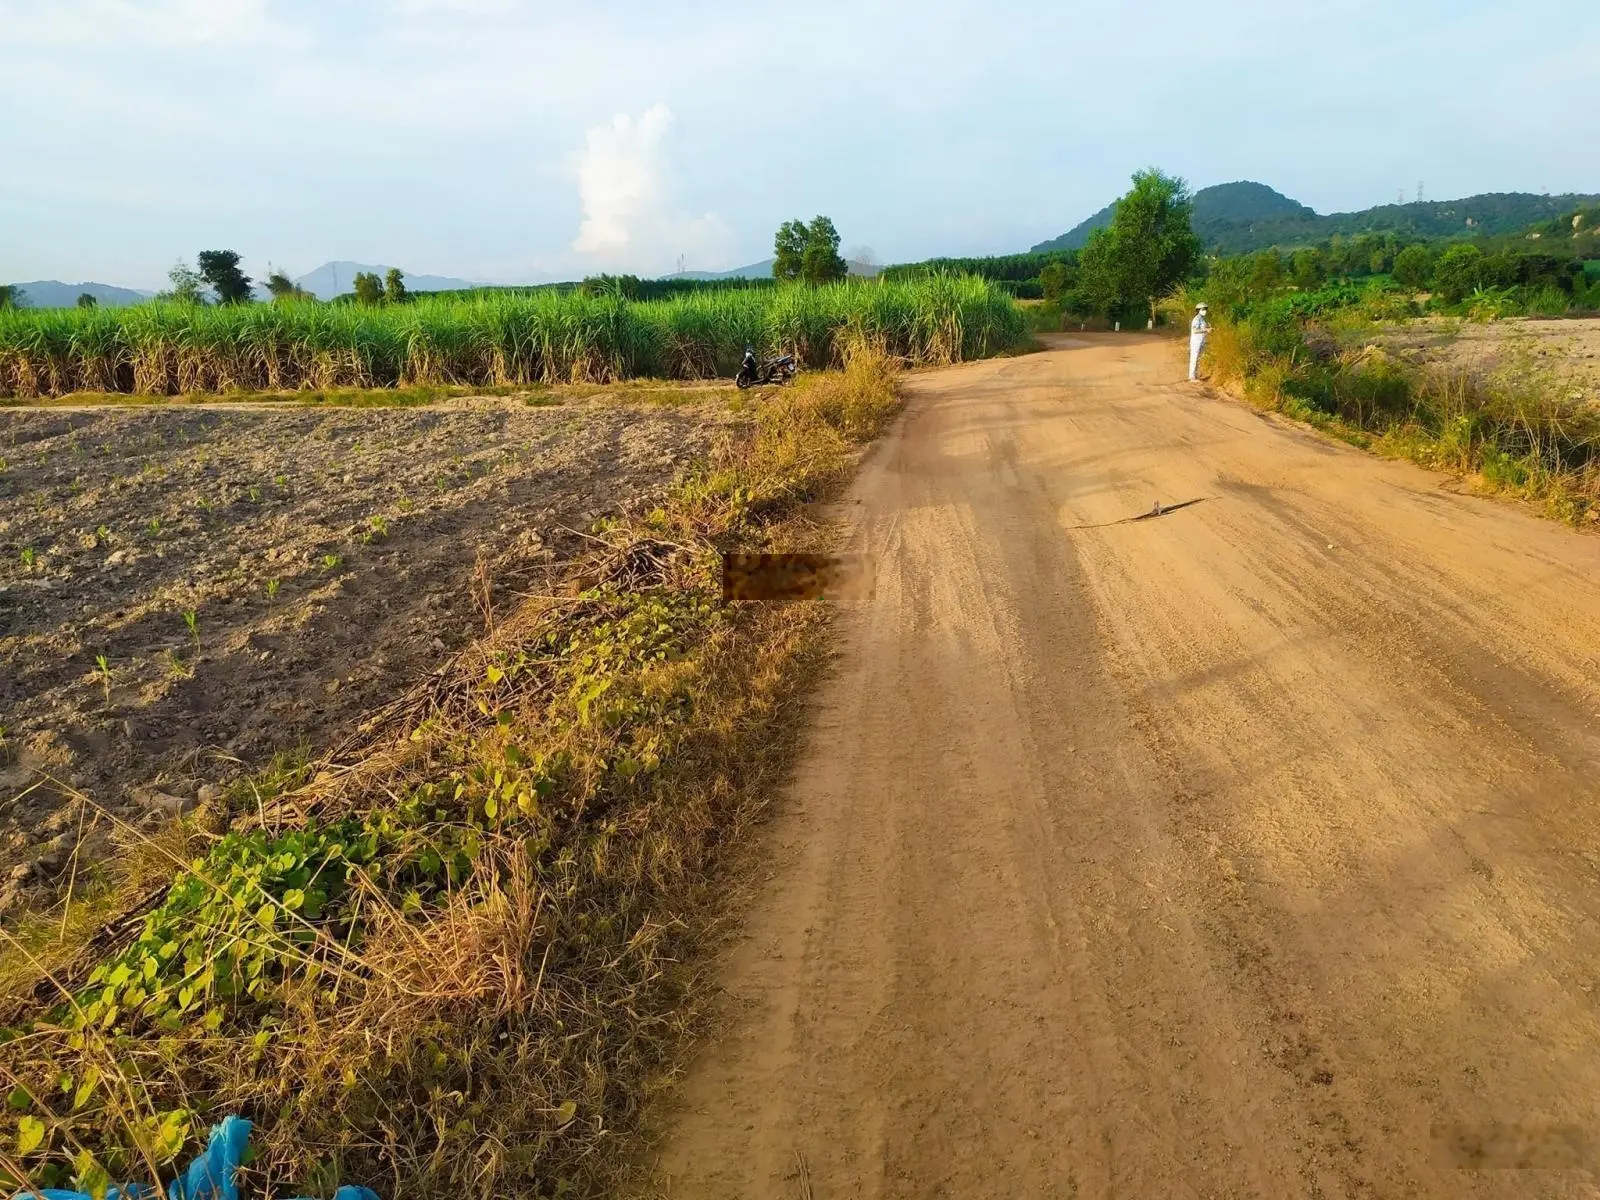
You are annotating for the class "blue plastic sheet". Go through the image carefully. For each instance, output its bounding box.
[11,1115,380,1200]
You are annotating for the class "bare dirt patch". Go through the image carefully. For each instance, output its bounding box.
[1377,315,1600,397]
[0,395,735,911]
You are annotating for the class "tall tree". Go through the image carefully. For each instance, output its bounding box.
[352,271,385,306]
[158,260,206,305]
[1039,260,1073,302]
[0,284,26,309]
[197,250,253,305]
[1079,169,1202,324]
[265,269,312,301]
[800,215,847,285]
[384,268,408,305]
[76,293,98,309]
[773,219,809,282]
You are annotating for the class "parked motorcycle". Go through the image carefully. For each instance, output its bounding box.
[735,346,797,389]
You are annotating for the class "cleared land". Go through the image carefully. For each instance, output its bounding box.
[1378,315,1600,395]
[652,334,1600,1198]
[0,393,732,909]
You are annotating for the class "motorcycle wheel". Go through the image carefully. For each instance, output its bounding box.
[735,372,753,390]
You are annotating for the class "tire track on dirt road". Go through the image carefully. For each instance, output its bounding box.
[648,333,1600,1198]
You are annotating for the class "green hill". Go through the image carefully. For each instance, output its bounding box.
[1032,182,1600,257]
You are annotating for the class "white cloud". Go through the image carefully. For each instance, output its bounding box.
[571,104,733,275]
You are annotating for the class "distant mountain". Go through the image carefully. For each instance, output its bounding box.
[5,280,154,308]
[1033,182,1319,253]
[292,261,480,301]
[1031,182,1600,257]
[662,258,880,281]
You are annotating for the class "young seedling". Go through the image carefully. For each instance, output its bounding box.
[362,515,388,544]
[248,486,262,503]
[96,524,111,544]
[183,608,199,649]
[147,518,162,537]
[274,474,288,488]
[18,547,35,569]
[398,497,414,513]
[321,553,342,572]
[266,578,280,601]
[95,654,111,701]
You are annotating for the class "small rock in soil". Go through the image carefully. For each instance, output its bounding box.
[132,787,194,817]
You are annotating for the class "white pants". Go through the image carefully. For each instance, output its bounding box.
[1188,333,1207,380]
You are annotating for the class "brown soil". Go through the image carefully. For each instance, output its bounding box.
[649,335,1600,1197]
[1378,315,1600,397]
[0,396,732,909]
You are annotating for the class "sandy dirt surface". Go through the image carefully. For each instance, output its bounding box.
[0,398,730,908]
[649,335,1600,1198]
[1378,315,1600,395]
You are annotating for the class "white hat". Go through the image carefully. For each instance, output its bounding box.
[1196,302,1208,309]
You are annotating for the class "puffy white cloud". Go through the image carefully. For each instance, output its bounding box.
[571,105,733,275]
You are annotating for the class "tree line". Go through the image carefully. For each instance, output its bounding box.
[1014,171,1600,326]
[143,253,410,307]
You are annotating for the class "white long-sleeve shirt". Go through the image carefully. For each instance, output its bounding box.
[1190,312,1211,337]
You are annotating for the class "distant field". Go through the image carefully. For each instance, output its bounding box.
[0,277,1025,399]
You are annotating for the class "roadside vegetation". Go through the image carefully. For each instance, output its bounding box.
[0,277,1022,400]
[1197,276,1600,522]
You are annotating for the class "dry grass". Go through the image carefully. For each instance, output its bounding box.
[0,345,905,1198]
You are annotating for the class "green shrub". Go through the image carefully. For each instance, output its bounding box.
[1479,445,1532,489]
[1434,244,1485,304]
[1392,244,1433,291]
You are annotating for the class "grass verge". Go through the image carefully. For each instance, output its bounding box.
[1203,305,1600,524]
[0,344,904,1198]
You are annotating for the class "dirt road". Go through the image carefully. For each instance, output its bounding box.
[650,334,1600,1198]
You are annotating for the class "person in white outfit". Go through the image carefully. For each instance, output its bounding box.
[1188,302,1210,382]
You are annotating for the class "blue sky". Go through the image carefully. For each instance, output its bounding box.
[3,0,1595,288]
